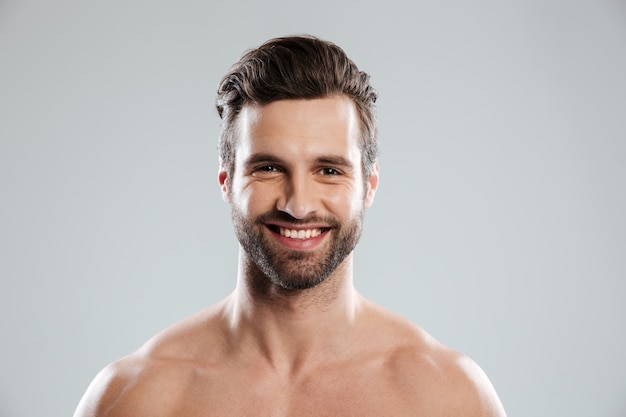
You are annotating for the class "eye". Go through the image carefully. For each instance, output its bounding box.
[252,165,282,177]
[318,167,341,176]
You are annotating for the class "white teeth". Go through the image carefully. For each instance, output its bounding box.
[279,227,323,240]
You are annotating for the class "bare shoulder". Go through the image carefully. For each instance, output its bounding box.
[73,305,227,417]
[72,354,184,417]
[362,300,507,416]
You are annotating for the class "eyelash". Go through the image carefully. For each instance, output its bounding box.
[258,166,281,173]
[318,167,341,176]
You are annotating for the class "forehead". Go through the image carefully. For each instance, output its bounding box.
[235,96,361,160]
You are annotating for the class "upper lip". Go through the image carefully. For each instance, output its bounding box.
[265,221,331,230]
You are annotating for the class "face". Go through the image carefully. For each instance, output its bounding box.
[219,96,379,290]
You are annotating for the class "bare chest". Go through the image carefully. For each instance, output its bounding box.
[172,365,425,417]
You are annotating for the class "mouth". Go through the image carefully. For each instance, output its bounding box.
[267,225,331,240]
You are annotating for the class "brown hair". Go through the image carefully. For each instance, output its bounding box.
[216,35,378,176]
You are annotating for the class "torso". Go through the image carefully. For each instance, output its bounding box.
[130,352,430,416]
[77,299,500,417]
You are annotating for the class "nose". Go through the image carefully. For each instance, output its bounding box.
[276,173,318,220]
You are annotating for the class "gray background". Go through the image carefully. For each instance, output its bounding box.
[1,1,625,416]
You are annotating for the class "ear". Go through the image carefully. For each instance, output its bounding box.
[218,167,231,203]
[364,161,379,208]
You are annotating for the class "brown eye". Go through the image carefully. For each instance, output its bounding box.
[252,165,282,177]
[319,167,340,176]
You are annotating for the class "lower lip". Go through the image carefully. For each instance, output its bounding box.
[267,227,329,250]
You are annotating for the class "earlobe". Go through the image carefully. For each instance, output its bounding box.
[364,162,380,208]
[218,169,231,203]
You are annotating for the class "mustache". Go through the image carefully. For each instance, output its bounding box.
[255,211,341,228]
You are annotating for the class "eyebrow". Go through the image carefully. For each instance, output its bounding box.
[243,153,283,169]
[314,156,355,170]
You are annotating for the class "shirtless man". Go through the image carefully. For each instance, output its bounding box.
[74,35,507,417]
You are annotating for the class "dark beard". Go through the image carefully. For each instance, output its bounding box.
[231,209,364,290]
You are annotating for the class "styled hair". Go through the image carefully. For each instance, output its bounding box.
[215,35,378,176]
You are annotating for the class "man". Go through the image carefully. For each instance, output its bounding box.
[74,35,507,416]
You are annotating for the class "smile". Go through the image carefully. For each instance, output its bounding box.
[279,227,325,239]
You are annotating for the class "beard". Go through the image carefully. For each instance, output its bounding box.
[231,208,364,290]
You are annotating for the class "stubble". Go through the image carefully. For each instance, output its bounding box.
[231,208,364,290]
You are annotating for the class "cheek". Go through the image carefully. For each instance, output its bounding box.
[326,184,365,215]
[234,183,274,215]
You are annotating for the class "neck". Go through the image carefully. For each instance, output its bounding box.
[224,249,362,372]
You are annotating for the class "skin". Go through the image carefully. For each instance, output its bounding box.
[74,96,507,417]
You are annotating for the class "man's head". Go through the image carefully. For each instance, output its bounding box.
[216,35,380,291]
[215,35,378,178]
